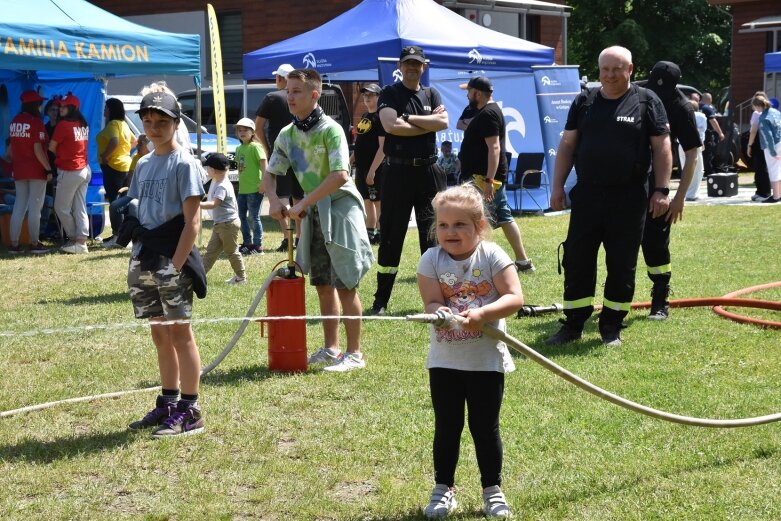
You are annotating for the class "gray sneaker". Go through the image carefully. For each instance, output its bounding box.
[307,347,341,365]
[424,484,457,518]
[322,352,366,372]
[482,485,511,518]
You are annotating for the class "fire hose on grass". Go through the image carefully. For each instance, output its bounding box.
[409,309,781,428]
[1,281,780,423]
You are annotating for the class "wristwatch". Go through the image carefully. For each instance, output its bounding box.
[653,187,670,196]
[401,113,410,122]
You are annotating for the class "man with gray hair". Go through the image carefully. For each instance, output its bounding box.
[548,46,672,346]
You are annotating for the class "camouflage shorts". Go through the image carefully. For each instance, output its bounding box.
[128,255,194,319]
[308,208,348,289]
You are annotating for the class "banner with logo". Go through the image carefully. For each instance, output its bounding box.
[377,58,429,87]
[431,74,546,211]
[532,66,581,198]
[433,74,542,163]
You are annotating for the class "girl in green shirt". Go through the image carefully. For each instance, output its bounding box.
[234,117,267,255]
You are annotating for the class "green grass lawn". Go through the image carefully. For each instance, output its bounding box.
[0,202,780,520]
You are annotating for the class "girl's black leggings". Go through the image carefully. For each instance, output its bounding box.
[429,367,505,489]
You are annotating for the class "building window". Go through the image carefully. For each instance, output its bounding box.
[766,30,780,53]
[210,10,242,76]
[524,14,541,43]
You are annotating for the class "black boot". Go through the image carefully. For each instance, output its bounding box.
[648,283,670,321]
[545,319,583,345]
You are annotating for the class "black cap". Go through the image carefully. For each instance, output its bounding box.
[137,92,181,119]
[648,61,681,95]
[360,83,382,94]
[203,152,230,171]
[400,46,426,63]
[459,76,493,93]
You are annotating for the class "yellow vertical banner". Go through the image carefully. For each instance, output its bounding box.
[206,4,226,153]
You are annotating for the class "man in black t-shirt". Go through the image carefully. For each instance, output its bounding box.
[641,61,702,320]
[548,46,672,346]
[367,45,448,315]
[458,76,535,273]
[254,63,303,252]
[351,83,386,245]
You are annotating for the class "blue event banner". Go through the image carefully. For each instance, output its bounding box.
[431,74,543,163]
[532,66,581,195]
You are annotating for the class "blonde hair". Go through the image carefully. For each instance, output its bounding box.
[429,184,491,242]
[139,81,184,116]
[752,93,771,110]
[139,81,175,97]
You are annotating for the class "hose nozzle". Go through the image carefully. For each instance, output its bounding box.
[405,310,454,328]
[517,303,563,318]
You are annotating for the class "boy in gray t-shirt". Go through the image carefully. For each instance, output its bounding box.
[200,153,247,284]
[126,91,206,439]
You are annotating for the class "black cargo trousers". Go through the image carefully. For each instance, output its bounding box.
[373,159,446,309]
[561,181,648,333]
[641,179,672,287]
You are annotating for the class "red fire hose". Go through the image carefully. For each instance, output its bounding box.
[629,281,781,329]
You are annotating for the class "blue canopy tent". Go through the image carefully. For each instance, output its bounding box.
[243,0,554,81]
[0,0,200,158]
[0,0,200,237]
[242,0,560,211]
[0,0,200,76]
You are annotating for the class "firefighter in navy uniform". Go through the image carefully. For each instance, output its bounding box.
[641,61,703,320]
[367,46,448,315]
[548,46,672,346]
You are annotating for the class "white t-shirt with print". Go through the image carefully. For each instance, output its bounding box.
[417,241,516,373]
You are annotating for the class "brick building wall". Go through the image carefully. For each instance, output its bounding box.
[728,1,778,105]
[709,0,779,107]
[92,0,360,57]
[540,15,565,65]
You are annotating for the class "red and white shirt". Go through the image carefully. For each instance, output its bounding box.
[9,113,48,180]
[52,120,89,171]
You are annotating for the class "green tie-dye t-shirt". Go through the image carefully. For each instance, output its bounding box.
[267,115,349,193]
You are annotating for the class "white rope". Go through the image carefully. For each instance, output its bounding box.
[0,314,402,339]
[7,309,781,429]
[1,268,398,418]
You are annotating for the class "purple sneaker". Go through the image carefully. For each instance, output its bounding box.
[150,405,204,438]
[128,403,175,430]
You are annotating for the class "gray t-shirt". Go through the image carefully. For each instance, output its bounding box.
[417,241,516,373]
[128,147,205,230]
[207,177,239,223]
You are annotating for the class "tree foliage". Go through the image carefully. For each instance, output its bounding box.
[568,0,732,93]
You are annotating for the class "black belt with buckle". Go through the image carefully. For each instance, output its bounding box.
[386,155,438,167]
